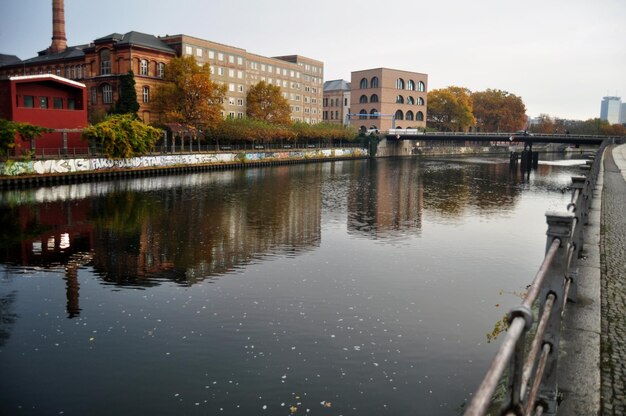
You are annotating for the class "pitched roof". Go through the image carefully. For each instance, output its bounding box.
[96,31,175,53]
[21,46,87,65]
[0,54,22,67]
[324,79,351,92]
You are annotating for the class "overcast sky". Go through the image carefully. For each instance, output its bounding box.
[1,0,624,120]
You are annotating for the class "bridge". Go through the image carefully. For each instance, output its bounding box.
[382,130,620,146]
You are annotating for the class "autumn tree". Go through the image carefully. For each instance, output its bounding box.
[426,86,475,132]
[82,114,162,159]
[246,81,291,125]
[153,56,225,132]
[530,114,556,134]
[471,89,527,132]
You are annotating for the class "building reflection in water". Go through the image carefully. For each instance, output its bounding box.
[0,157,547,319]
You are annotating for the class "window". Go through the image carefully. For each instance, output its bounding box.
[68,98,75,110]
[237,70,243,79]
[65,66,70,78]
[237,56,243,65]
[102,83,113,104]
[359,109,367,120]
[370,94,379,103]
[218,53,224,61]
[91,87,97,104]
[396,78,405,89]
[417,97,425,105]
[396,95,404,104]
[23,95,34,108]
[238,85,244,93]
[157,62,165,78]
[371,76,379,88]
[407,96,415,105]
[39,96,48,109]
[344,97,348,106]
[237,98,244,106]
[76,66,82,79]
[71,66,76,79]
[394,110,404,120]
[140,59,148,76]
[56,68,61,76]
[418,81,425,92]
[142,86,150,103]
[359,78,368,89]
[208,50,215,59]
[185,46,193,55]
[370,109,378,119]
[218,67,224,76]
[237,112,243,119]
[100,49,111,75]
[416,111,424,121]
[323,98,328,106]
[197,48,203,57]
[406,110,414,121]
[407,80,415,91]
[229,55,234,64]
[53,97,63,109]
[229,83,235,92]
[359,95,368,104]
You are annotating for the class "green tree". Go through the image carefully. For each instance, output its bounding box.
[82,114,162,159]
[153,56,225,131]
[113,70,140,116]
[246,81,291,125]
[471,89,527,132]
[426,86,475,132]
[0,119,50,157]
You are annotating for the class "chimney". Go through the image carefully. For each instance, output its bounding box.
[49,0,67,54]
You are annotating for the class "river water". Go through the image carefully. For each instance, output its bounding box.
[0,155,589,415]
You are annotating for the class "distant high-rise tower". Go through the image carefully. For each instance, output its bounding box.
[49,0,67,54]
[600,96,621,125]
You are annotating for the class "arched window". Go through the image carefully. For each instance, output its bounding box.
[394,110,404,121]
[407,80,415,90]
[396,95,404,104]
[416,111,424,121]
[359,109,368,120]
[418,81,425,92]
[102,83,113,104]
[417,97,425,105]
[396,78,405,89]
[370,109,378,119]
[157,62,165,78]
[406,111,414,121]
[140,59,148,76]
[371,76,379,88]
[370,94,379,103]
[407,96,415,105]
[359,94,368,104]
[100,49,111,75]
[360,78,368,89]
[142,86,150,103]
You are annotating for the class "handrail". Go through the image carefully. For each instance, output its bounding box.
[464,138,611,415]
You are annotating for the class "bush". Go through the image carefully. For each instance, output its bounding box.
[82,114,162,159]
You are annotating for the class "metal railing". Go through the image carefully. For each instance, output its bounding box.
[464,139,609,416]
[11,141,363,160]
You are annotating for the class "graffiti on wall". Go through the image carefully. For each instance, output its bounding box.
[0,148,367,177]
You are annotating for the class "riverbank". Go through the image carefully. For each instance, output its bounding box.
[0,147,368,189]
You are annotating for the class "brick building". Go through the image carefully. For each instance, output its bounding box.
[349,68,428,132]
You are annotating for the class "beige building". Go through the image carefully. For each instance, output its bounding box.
[350,68,427,132]
[323,79,351,125]
[160,35,324,123]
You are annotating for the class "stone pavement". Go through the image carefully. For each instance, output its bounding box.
[600,145,626,416]
[557,144,626,416]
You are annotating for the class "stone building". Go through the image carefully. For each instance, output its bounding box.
[322,79,351,125]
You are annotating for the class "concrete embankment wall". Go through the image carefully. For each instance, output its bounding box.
[0,147,368,188]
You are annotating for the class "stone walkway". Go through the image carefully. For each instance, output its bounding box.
[600,145,626,415]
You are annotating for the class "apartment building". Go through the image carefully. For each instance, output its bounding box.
[159,35,324,124]
[323,79,351,125]
[350,68,428,132]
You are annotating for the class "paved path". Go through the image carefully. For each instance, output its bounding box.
[557,144,626,416]
[600,145,626,415]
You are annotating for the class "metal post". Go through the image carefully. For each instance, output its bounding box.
[537,211,575,414]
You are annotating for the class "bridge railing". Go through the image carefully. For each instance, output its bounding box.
[464,139,609,416]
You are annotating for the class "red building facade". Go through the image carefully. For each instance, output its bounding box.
[0,74,88,154]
